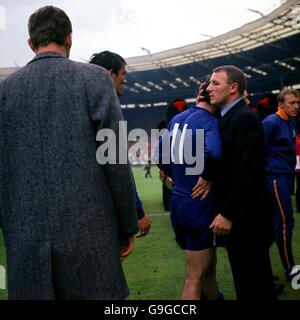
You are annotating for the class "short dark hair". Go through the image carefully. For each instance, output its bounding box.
[213,65,247,95]
[278,88,299,104]
[28,6,72,49]
[89,51,126,74]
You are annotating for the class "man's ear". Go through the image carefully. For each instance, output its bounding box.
[230,82,238,95]
[27,38,36,53]
[65,33,72,49]
[110,70,118,88]
[110,70,118,82]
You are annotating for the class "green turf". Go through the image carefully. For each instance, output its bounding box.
[126,167,300,300]
[0,166,299,300]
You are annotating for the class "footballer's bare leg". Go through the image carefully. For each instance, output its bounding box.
[202,248,220,299]
[181,248,214,300]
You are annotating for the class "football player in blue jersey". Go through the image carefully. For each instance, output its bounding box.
[157,82,223,300]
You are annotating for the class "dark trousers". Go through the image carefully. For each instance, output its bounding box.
[296,173,300,213]
[226,220,276,300]
[267,176,295,273]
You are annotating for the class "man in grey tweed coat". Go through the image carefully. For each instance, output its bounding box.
[0,6,138,299]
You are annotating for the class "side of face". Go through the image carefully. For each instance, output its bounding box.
[207,71,232,108]
[207,70,239,108]
[111,65,127,97]
[280,93,300,118]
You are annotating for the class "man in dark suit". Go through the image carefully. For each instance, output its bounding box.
[208,65,276,300]
[193,65,276,300]
[0,6,138,299]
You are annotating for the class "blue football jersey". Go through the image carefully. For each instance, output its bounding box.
[158,105,222,199]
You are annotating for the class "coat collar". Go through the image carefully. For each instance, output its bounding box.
[276,106,290,121]
[220,98,246,123]
[27,51,66,65]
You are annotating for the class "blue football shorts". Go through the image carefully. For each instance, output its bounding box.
[170,194,216,251]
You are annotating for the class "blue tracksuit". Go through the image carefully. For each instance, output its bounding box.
[263,108,297,273]
[135,189,145,220]
[133,178,145,219]
[157,105,222,250]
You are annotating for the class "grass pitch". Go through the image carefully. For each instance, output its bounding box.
[125,167,300,300]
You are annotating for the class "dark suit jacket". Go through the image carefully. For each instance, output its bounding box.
[217,99,272,232]
[0,52,138,299]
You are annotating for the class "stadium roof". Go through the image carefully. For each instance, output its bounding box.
[120,0,300,105]
[125,0,300,72]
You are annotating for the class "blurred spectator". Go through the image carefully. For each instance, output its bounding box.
[144,160,152,178]
[257,93,278,120]
[166,98,187,125]
[243,90,258,113]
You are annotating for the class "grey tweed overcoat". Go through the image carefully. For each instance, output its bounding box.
[0,52,138,299]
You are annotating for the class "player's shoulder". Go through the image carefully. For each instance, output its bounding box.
[187,106,219,126]
[262,113,280,126]
[170,107,196,124]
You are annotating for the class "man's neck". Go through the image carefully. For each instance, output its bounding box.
[35,43,68,57]
[196,102,216,114]
[221,94,241,109]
